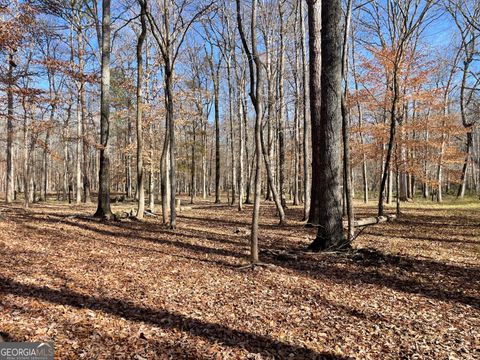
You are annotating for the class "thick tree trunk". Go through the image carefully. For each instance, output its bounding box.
[94,0,113,219]
[308,0,345,250]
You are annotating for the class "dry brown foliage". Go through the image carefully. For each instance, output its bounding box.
[0,200,478,359]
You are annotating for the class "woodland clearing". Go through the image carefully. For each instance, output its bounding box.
[0,198,478,359]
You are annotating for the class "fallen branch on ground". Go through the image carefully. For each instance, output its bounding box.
[342,214,397,228]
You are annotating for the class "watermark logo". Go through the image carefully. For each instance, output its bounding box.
[0,342,54,360]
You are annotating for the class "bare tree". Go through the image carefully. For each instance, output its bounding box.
[143,0,212,228]
[236,0,263,263]
[447,0,480,198]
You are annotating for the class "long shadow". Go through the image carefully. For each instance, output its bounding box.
[9,208,480,310]
[178,214,249,227]
[23,218,245,261]
[190,204,240,210]
[0,277,347,360]
[395,214,480,228]
[366,230,479,245]
[178,214,302,230]
[25,219,235,269]
[33,212,247,248]
[266,248,480,310]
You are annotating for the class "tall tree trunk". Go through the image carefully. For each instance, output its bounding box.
[212,62,221,204]
[341,0,354,241]
[43,127,51,201]
[306,0,321,226]
[190,123,196,204]
[235,52,245,211]
[166,67,176,229]
[351,36,368,203]
[135,4,147,219]
[94,0,113,219]
[148,126,155,211]
[202,113,207,200]
[76,96,82,204]
[299,0,311,220]
[78,26,90,203]
[457,47,474,198]
[126,100,133,198]
[227,56,236,206]
[81,87,90,203]
[6,53,15,204]
[277,0,287,208]
[378,54,402,217]
[23,98,30,208]
[237,0,262,263]
[260,122,285,224]
[458,132,473,198]
[293,71,300,206]
[308,0,345,250]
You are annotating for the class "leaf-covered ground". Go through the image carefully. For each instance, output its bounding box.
[0,199,479,359]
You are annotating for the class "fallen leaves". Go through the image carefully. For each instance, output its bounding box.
[0,200,478,359]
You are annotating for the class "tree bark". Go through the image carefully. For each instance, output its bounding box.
[306,0,321,226]
[341,0,354,241]
[209,56,221,204]
[6,53,15,204]
[351,35,368,203]
[94,0,113,219]
[237,0,262,263]
[299,0,311,220]
[135,2,147,219]
[308,0,345,250]
[277,0,287,208]
[227,55,236,206]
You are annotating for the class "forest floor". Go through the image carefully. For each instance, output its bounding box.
[0,197,479,359]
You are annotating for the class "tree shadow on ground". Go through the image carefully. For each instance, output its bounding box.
[365,230,479,245]
[18,212,246,259]
[8,206,480,311]
[0,277,347,360]
[265,247,480,310]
